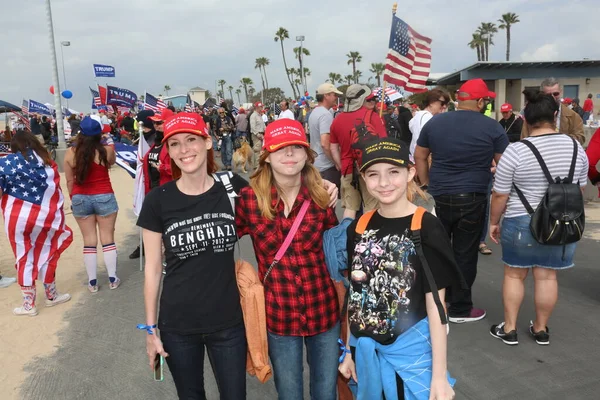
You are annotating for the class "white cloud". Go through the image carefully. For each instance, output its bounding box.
[520,44,560,61]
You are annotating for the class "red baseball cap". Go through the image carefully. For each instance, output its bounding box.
[254,102,263,108]
[262,119,309,152]
[563,98,573,105]
[500,103,513,112]
[162,112,209,143]
[150,109,175,122]
[457,78,496,101]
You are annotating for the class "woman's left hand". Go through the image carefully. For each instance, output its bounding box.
[490,224,501,244]
[322,180,339,208]
[429,378,455,400]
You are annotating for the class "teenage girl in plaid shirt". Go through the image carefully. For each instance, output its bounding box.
[236,119,341,400]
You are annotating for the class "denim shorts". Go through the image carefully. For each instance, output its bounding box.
[71,193,119,218]
[501,215,576,269]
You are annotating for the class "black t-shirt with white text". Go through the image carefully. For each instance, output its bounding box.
[137,175,248,334]
[347,211,458,345]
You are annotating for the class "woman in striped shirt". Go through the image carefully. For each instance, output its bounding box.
[488,89,588,346]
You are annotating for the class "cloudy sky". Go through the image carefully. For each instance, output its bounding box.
[1,0,598,111]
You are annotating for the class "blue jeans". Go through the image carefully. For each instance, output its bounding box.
[434,193,487,317]
[267,322,340,400]
[221,135,233,167]
[160,323,247,400]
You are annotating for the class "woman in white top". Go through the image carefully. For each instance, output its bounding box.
[488,89,588,346]
[408,89,449,162]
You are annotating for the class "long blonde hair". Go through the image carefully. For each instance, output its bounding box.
[250,148,329,220]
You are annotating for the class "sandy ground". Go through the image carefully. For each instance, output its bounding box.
[0,167,137,400]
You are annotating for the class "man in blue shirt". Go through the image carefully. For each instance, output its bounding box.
[414,78,509,324]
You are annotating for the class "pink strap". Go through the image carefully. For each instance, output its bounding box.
[274,199,311,262]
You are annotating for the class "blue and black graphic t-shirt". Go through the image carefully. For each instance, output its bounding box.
[137,175,248,334]
[346,211,457,345]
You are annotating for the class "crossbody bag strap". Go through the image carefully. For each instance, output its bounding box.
[519,140,554,184]
[567,137,578,183]
[410,207,448,325]
[262,199,311,283]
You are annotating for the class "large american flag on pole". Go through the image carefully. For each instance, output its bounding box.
[90,87,102,107]
[0,151,73,286]
[383,14,432,93]
[144,92,167,113]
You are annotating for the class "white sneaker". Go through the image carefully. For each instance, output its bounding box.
[88,284,99,293]
[45,293,71,307]
[109,278,121,290]
[13,306,38,316]
[0,277,17,288]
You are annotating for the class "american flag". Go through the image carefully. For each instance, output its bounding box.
[14,111,31,131]
[90,87,102,107]
[383,15,432,93]
[273,103,282,115]
[144,92,167,113]
[0,150,73,286]
[0,143,10,157]
[231,105,239,117]
[184,94,193,112]
[21,100,29,114]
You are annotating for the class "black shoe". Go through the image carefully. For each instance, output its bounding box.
[529,321,550,345]
[129,245,143,259]
[490,322,518,345]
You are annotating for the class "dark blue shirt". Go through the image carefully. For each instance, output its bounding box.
[417,110,509,196]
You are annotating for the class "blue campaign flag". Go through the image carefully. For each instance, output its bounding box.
[114,142,138,178]
[93,64,116,78]
[28,100,52,116]
[106,85,137,108]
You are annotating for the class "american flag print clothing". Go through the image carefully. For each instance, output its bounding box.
[144,92,167,113]
[0,150,73,286]
[383,15,432,92]
[236,185,340,336]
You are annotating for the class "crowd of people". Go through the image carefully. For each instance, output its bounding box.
[0,75,599,400]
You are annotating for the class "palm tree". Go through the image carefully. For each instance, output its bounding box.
[240,78,253,103]
[328,72,342,86]
[354,70,363,84]
[227,85,234,101]
[498,12,520,61]
[255,58,267,95]
[293,47,311,90]
[344,74,354,85]
[369,63,385,87]
[478,22,498,61]
[248,86,256,100]
[235,88,242,105]
[274,27,297,99]
[255,57,271,91]
[163,85,171,96]
[468,33,485,61]
[217,80,227,99]
[346,51,362,83]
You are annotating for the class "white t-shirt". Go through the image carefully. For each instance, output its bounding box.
[408,110,433,162]
[494,134,588,218]
[278,109,295,120]
[262,114,268,123]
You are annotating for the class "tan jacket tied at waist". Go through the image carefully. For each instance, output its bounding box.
[235,259,272,383]
[521,103,585,145]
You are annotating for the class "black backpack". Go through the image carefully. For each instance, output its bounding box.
[513,138,585,246]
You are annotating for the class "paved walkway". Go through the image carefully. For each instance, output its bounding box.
[19,206,600,400]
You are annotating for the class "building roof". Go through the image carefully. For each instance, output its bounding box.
[189,86,206,91]
[428,60,600,86]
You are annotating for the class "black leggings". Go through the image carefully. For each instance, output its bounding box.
[351,346,405,399]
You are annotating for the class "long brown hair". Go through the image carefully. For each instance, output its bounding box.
[250,148,329,220]
[74,134,109,185]
[10,130,53,166]
[168,142,217,180]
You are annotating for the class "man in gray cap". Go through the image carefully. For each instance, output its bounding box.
[308,83,343,190]
[330,84,387,218]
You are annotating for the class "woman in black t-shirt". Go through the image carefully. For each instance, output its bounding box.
[338,138,459,400]
[137,113,248,400]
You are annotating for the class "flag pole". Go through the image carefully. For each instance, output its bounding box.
[380,3,397,119]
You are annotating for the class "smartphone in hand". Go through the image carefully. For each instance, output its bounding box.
[154,354,164,382]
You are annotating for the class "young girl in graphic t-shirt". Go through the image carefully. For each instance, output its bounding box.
[339,137,460,400]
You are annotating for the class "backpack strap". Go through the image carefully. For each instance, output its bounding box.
[512,183,535,215]
[519,140,554,184]
[355,210,377,235]
[212,171,236,213]
[567,137,578,184]
[410,207,448,325]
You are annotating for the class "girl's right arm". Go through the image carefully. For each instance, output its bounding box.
[338,311,357,382]
[142,229,169,369]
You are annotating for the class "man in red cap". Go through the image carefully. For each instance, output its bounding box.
[250,102,266,168]
[414,78,509,324]
[499,103,522,143]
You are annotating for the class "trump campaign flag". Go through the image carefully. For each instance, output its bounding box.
[93,64,116,78]
[28,100,53,116]
[106,86,137,108]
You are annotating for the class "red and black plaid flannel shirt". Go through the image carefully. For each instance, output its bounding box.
[236,185,340,337]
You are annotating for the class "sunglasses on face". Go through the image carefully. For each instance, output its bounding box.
[552,92,560,97]
[154,121,164,126]
[438,99,448,106]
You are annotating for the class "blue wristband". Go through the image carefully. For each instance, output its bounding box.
[337,339,351,363]
[137,324,157,334]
